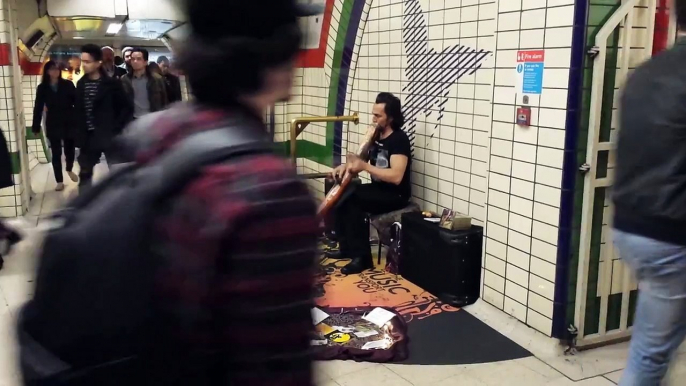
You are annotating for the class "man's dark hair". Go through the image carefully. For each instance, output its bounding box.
[81,44,102,61]
[131,47,149,61]
[177,1,302,107]
[157,56,170,65]
[114,56,124,66]
[375,92,405,131]
[678,0,686,30]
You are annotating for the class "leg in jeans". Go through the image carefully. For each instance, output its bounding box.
[48,136,64,184]
[335,183,408,274]
[614,230,686,386]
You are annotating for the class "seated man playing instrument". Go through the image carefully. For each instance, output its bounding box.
[330,92,412,275]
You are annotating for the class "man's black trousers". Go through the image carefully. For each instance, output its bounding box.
[334,182,408,261]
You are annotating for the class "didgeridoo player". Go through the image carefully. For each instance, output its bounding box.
[328,92,412,275]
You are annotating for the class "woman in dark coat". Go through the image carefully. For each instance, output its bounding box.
[0,128,22,271]
[32,61,79,191]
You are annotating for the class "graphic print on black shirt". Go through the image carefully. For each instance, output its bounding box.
[369,129,412,199]
[84,78,101,131]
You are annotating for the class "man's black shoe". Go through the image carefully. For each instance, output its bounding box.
[341,257,373,275]
[324,250,347,259]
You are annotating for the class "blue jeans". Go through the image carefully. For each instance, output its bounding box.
[614,230,686,386]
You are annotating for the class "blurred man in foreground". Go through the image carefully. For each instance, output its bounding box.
[123,1,323,381]
[613,2,686,385]
[19,1,322,385]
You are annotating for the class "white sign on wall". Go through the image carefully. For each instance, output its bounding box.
[298,0,326,49]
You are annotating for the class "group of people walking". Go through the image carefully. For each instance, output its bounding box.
[32,45,182,190]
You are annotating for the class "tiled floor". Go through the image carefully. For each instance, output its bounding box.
[1,163,685,385]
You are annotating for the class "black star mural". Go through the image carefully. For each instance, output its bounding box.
[401,0,492,149]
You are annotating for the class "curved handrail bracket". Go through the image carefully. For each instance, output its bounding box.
[290,112,360,162]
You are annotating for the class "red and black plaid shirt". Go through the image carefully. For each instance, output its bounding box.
[134,104,319,385]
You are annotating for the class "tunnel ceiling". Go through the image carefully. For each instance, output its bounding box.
[51,16,183,41]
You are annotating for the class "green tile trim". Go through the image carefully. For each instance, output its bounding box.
[9,151,20,174]
[25,127,41,140]
[582,186,607,335]
[291,0,357,168]
[25,127,51,162]
[275,140,333,166]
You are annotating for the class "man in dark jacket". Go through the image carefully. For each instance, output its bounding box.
[121,48,169,120]
[157,56,182,103]
[613,3,686,384]
[75,44,133,188]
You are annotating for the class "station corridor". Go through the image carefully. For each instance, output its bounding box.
[0,163,684,385]
[0,0,685,384]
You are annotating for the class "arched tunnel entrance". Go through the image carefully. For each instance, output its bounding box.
[9,0,190,216]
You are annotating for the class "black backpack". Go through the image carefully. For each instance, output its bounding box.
[17,121,271,385]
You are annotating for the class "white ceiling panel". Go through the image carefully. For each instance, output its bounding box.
[48,0,117,18]
[127,0,186,22]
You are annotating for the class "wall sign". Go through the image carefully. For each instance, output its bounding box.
[516,50,545,95]
[297,0,333,68]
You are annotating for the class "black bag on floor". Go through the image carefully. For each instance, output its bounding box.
[17,120,270,385]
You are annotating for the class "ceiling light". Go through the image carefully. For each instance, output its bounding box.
[106,23,123,35]
[73,36,85,40]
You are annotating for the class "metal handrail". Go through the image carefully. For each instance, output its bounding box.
[289,113,359,163]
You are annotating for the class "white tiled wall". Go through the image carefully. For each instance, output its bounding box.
[481,0,575,335]
[277,0,578,336]
[346,0,496,227]
[273,0,373,199]
[23,73,44,169]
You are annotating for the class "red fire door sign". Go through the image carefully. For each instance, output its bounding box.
[516,50,545,95]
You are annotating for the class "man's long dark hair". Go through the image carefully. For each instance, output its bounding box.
[40,61,59,85]
[376,92,405,131]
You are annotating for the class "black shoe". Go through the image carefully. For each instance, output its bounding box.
[324,249,347,259]
[341,257,373,275]
[7,229,22,246]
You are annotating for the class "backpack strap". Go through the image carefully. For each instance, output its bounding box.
[65,118,273,211]
[151,122,274,197]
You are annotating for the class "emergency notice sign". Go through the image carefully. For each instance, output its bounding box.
[516,50,545,95]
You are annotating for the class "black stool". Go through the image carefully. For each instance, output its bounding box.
[369,202,421,264]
